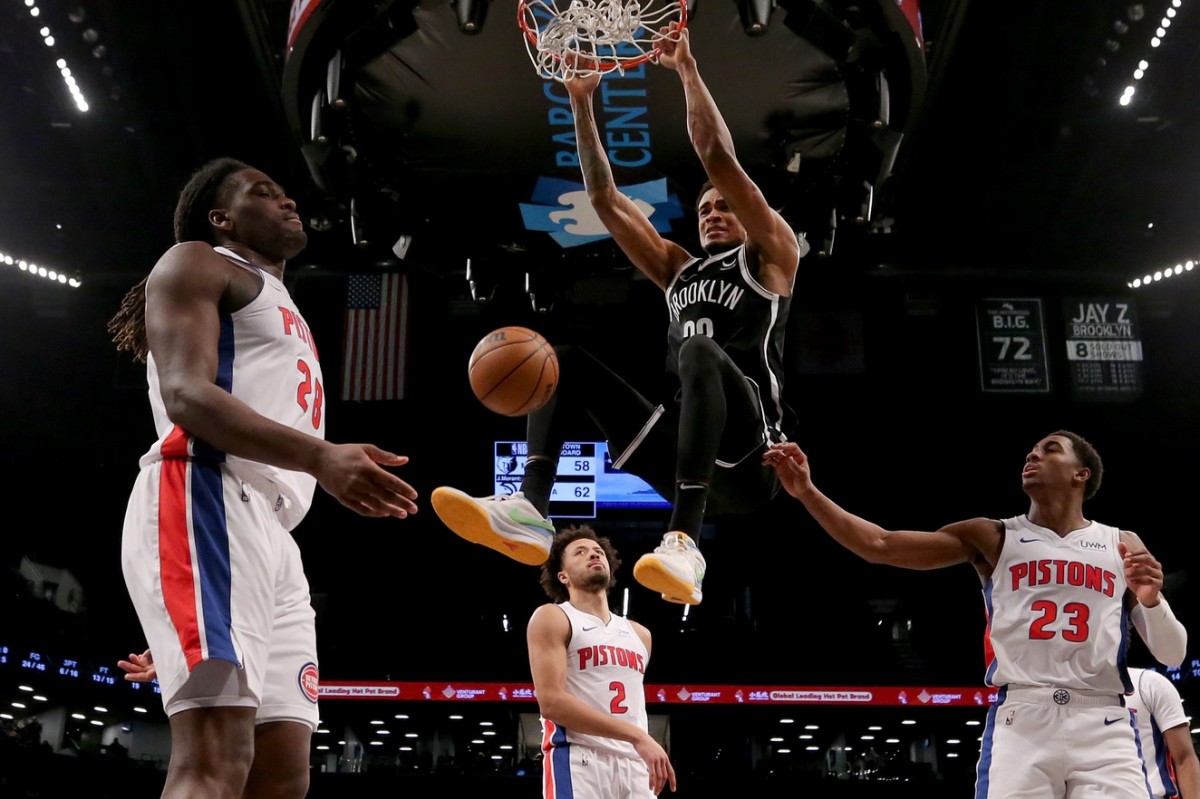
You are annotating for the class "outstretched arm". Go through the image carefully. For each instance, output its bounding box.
[528,605,674,794]
[565,72,692,289]
[659,28,800,294]
[763,442,999,571]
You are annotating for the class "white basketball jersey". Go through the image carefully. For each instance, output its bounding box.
[1128,667,1188,797]
[541,602,650,759]
[983,515,1131,693]
[139,245,325,530]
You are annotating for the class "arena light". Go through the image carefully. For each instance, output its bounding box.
[349,197,368,248]
[465,258,495,304]
[0,248,83,287]
[525,270,554,313]
[1127,258,1196,288]
[20,4,91,112]
[391,233,413,260]
[1119,0,1185,107]
[326,51,346,108]
[736,0,772,35]
[453,0,488,34]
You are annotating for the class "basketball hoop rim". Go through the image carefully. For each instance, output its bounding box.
[516,0,689,76]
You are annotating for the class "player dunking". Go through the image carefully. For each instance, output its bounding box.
[765,431,1188,796]
[108,157,418,798]
[528,526,676,797]
[432,26,803,605]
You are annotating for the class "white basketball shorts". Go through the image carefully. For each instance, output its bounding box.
[120,458,319,730]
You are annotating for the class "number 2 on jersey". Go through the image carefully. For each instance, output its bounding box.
[609,680,629,715]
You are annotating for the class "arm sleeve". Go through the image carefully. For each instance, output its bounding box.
[1131,596,1188,668]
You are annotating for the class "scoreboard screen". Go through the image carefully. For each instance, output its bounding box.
[0,640,160,695]
[494,441,670,519]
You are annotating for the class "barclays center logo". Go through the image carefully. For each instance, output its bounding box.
[520,176,684,248]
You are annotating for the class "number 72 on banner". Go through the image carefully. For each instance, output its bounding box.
[975,298,1051,393]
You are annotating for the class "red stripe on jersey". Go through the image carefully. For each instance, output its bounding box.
[159,458,204,669]
[982,619,995,672]
[542,719,557,797]
[160,425,191,459]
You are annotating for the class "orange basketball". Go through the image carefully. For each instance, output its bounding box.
[468,326,559,417]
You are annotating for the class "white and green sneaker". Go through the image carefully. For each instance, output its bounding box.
[430,487,555,565]
[633,531,706,605]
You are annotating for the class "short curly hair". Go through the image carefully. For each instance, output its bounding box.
[538,525,621,603]
[1052,429,1103,501]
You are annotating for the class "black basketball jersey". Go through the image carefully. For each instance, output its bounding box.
[664,243,793,441]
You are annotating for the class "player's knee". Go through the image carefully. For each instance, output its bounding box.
[245,719,313,799]
[166,747,254,795]
[168,706,256,777]
[677,334,723,374]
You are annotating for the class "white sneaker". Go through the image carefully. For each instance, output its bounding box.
[430,487,555,565]
[632,532,706,605]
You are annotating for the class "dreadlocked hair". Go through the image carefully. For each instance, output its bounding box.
[107,158,251,363]
[107,274,151,362]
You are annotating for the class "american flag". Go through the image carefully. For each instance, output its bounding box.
[341,272,409,401]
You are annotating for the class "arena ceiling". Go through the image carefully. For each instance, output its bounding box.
[1,0,1198,291]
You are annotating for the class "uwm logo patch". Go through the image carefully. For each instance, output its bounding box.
[298,662,320,703]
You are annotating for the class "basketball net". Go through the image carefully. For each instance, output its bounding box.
[518,0,688,82]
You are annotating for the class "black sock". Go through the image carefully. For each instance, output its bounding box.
[668,481,708,539]
[521,457,557,517]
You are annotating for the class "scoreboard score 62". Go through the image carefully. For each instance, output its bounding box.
[494,442,598,519]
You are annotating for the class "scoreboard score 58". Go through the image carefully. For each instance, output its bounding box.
[494,441,599,518]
